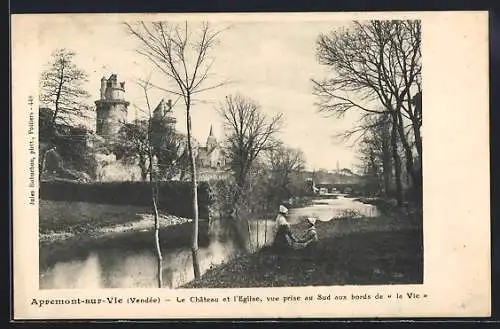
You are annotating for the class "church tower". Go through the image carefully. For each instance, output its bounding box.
[206,124,218,151]
[95,74,130,137]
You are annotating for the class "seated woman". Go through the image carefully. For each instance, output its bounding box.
[271,205,300,253]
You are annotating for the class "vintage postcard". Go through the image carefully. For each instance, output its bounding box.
[11,11,490,320]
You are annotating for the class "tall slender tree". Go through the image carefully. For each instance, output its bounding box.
[126,21,227,279]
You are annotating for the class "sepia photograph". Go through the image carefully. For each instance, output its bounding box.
[35,18,423,290]
[11,11,490,319]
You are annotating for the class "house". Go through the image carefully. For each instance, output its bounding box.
[196,125,227,169]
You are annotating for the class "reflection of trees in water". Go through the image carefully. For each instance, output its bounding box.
[97,248,131,288]
[41,197,383,289]
[40,243,93,270]
[161,241,239,288]
[162,268,175,289]
[40,252,103,289]
[162,249,193,288]
[43,235,245,289]
[96,248,157,288]
[248,219,276,252]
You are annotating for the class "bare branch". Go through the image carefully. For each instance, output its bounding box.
[218,94,284,187]
[39,48,90,128]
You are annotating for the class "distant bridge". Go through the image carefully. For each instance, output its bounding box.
[304,178,366,194]
[315,182,362,193]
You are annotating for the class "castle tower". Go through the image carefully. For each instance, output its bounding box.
[206,124,218,151]
[153,99,176,124]
[95,74,130,137]
[153,99,167,120]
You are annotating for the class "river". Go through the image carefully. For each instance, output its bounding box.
[39,195,378,289]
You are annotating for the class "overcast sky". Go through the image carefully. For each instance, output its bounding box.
[34,17,362,171]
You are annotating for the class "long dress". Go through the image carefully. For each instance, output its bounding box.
[272,214,296,252]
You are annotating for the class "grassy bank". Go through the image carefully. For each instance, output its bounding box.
[183,211,422,288]
[39,200,207,241]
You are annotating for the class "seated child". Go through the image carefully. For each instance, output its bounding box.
[286,217,319,250]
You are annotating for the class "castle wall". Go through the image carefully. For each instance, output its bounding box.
[95,102,128,136]
[105,87,125,100]
[97,160,142,182]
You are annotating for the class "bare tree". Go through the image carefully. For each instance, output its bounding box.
[126,21,227,279]
[336,110,403,203]
[313,20,421,198]
[217,94,282,251]
[218,94,283,189]
[39,48,90,130]
[138,79,164,288]
[266,145,306,176]
[356,114,396,198]
[265,143,306,198]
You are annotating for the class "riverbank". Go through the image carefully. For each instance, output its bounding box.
[183,210,423,288]
[39,200,209,269]
[39,200,195,241]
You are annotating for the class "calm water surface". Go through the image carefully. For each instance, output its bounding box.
[40,195,377,289]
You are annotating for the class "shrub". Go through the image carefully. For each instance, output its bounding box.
[39,180,212,219]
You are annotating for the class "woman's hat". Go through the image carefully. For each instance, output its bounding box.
[279,205,288,214]
[306,217,317,225]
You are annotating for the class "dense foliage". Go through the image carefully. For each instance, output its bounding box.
[40,180,212,219]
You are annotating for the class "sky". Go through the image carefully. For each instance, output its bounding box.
[32,16,362,171]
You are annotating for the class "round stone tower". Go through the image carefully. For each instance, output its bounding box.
[95,74,130,137]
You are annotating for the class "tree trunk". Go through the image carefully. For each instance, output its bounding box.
[246,218,253,252]
[390,113,404,206]
[411,119,423,204]
[382,152,391,197]
[148,121,162,287]
[139,155,148,181]
[413,123,422,166]
[257,218,261,249]
[395,108,418,187]
[264,217,268,246]
[186,101,201,279]
[152,185,162,288]
[381,116,392,197]
[51,105,59,129]
[410,119,422,164]
[406,90,422,163]
[51,69,64,128]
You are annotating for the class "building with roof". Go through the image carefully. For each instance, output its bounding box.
[196,125,227,169]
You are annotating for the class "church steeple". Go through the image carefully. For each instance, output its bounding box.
[206,124,217,150]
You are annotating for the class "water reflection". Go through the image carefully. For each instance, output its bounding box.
[40,195,378,289]
[40,239,238,289]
